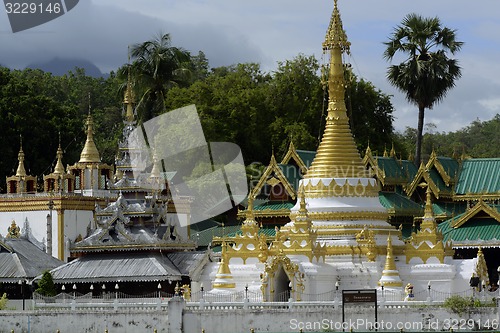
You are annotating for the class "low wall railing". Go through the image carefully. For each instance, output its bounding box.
[31,287,500,311]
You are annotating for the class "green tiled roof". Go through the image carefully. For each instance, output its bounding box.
[432,202,466,217]
[254,201,295,211]
[296,150,316,167]
[279,164,302,191]
[376,157,406,182]
[379,192,423,216]
[429,168,452,193]
[401,160,418,180]
[439,218,500,244]
[436,156,459,178]
[226,227,277,238]
[190,225,241,247]
[455,158,500,195]
[189,219,220,232]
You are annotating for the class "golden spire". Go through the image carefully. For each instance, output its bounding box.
[384,235,396,271]
[364,144,372,157]
[378,234,403,287]
[212,241,236,289]
[79,111,101,163]
[475,247,490,286]
[390,143,396,158]
[241,196,259,235]
[53,133,65,175]
[293,187,313,231]
[423,183,434,220]
[305,0,370,179]
[15,135,27,177]
[123,50,135,122]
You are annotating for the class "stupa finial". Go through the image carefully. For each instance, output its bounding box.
[79,110,101,163]
[53,132,65,175]
[124,46,135,122]
[304,0,371,180]
[15,135,27,177]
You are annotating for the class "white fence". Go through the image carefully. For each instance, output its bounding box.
[31,286,500,311]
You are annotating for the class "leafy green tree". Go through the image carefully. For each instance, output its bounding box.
[166,63,272,164]
[36,271,57,296]
[190,51,210,82]
[384,13,463,166]
[128,32,192,121]
[345,72,395,154]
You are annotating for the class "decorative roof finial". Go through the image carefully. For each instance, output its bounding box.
[124,46,135,122]
[323,0,350,53]
[423,183,434,219]
[15,135,27,177]
[79,110,101,163]
[390,142,396,158]
[53,132,65,175]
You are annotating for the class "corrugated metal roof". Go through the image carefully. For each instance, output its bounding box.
[440,218,500,244]
[376,157,407,182]
[437,157,459,179]
[429,168,451,193]
[401,160,418,180]
[379,192,423,216]
[167,251,208,276]
[432,202,466,217]
[455,158,500,195]
[47,252,185,283]
[0,238,63,282]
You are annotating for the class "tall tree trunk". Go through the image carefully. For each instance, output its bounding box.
[414,105,425,166]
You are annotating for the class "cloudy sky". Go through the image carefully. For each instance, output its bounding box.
[1,0,499,133]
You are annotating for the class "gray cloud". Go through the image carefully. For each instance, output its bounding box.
[1,0,499,134]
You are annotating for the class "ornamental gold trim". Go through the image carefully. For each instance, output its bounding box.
[280,141,308,174]
[452,199,500,229]
[0,196,105,212]
[301,178,380,198]
[295,211,389,221]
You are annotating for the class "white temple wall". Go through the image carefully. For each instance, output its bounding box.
[63,209,94,259]
[183,305,498,333]
[0,209,93,261]
[1,301,496,332]
[0,210,54,250]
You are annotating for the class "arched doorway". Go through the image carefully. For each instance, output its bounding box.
[260,253,305,302]
[273,266,291,301]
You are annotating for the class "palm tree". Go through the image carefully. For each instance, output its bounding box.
[129,32,192,121]
[384,14,463,166]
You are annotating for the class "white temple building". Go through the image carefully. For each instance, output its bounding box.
[198,0,477,302]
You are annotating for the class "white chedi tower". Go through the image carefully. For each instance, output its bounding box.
[289,0,401,250]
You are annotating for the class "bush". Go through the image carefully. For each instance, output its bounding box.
[443,295,475,315]
[443,295,494,315]
[0,293,8,310]
[36,271,57,296]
